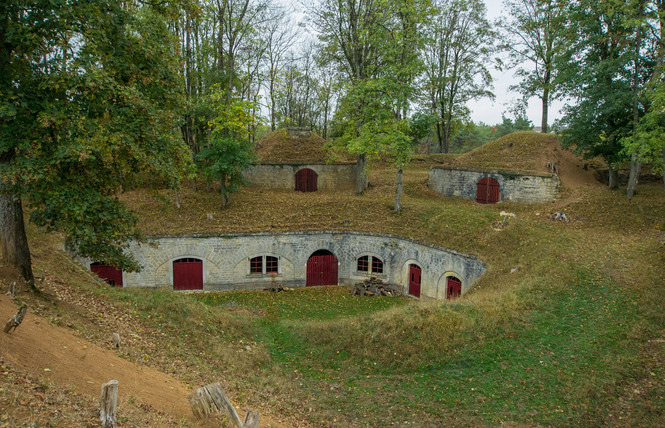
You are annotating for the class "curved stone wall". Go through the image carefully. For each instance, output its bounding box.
[428,166,560,204]
[85,232,486,300]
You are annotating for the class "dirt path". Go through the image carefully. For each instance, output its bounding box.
[0,297,287,427]
[0,297,193,419]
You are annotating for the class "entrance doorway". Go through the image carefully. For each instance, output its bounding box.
[476,177,500,204]
[408,264,422,297]
[173,258,203,290]
[446,276,462,299]
[295,168,318,192]
[306,250,338,286]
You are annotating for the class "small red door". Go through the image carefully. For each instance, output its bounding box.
[173,258,203,290]
[446,276,462,299]
[306,251,338,286]
[408,264,421,297]
[295,168,318,192]
[476,177,500,204]
[90,262,123,287]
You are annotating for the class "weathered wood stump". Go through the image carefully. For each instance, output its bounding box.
[100,380,118,428]
[188,383,260,427]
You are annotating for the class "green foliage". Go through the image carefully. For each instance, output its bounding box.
[556,0,655,169]
[494,114,534,139]
[196,88,259,203]
[423,0,496,153]
[0,1,189,270]
[450,122,493,153]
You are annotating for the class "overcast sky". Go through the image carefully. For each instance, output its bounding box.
[289,0,564,127]
[467,0,565,126]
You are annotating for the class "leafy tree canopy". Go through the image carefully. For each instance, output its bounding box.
[0,0,189,274]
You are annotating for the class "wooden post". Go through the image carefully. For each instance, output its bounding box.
[243,409,260,428]
[188,382,260,428]
[100,380,118,428]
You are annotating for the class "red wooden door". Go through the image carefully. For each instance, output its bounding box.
[446,276,462,299]
[408,264,421,297]
[90,263,123,287]
[295,168,318,192]
[306,252,338,286]
[476,177,500,204]
[173,258,203,290]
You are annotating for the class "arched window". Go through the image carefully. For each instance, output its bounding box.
[357,256,384,274]
[249,256,279,275]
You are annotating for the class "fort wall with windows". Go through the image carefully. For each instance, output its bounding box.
[81,232,486,301]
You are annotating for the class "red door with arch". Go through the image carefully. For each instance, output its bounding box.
[408,264,422,297]
[476,177,500,204]
[295,168,318,192]
[306,250,338,286]
[446,276,462,299]
[173,258,203,290]
[90,262,123,287]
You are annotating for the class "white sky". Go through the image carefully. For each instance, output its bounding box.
[287,0,564,127]
[466,0,565,126]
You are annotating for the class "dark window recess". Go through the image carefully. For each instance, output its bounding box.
[357,256,383,274]
[476,177,500,204]
[357,256,369,272]
[371,257,384,274]
[295,168,318,192]
[250,256,263,274]
[265,256,279,273]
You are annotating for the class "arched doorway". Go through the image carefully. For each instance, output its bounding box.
[306,250,338,286]
[408,264,422,297]
[446,276,462,299]
[295,168,318,192]
[90,262,123,287]
[476,177,500,204]
[173,257,203,290]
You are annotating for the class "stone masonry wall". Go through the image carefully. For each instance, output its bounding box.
[82,232,486,300]
[242,163,357,191]
[428,167,559,204]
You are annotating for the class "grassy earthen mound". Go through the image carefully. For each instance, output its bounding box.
[254,129,354,164]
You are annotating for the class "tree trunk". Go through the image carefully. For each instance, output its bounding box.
[608,165,618,189]
[541,88,549,133]
[627,8,643,201]
[220,176,229,208]
[0,190,35,290]
[394,166,403,214]
[662,146,665,191]
[355,154,368,194]
[626,152,641,200]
